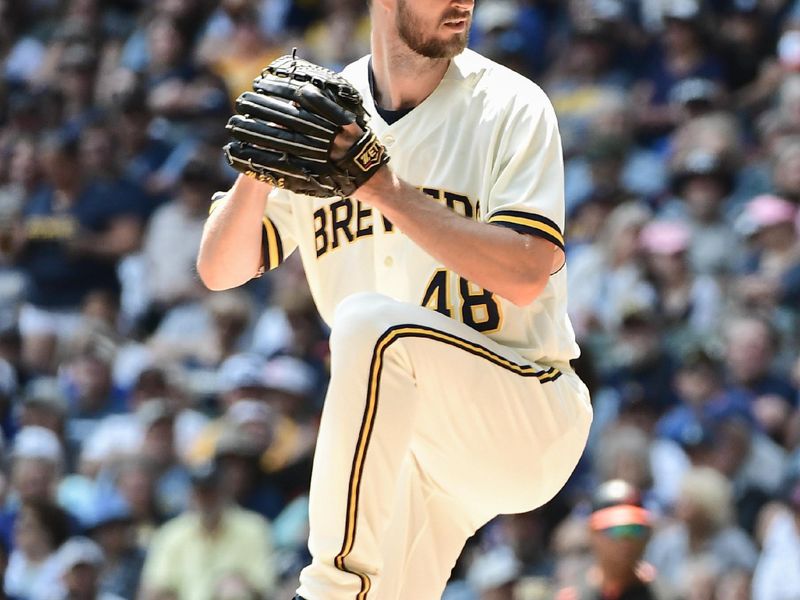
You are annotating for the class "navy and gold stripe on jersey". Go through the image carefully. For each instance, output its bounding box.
[334,323,561,600]
[487,210,564,251]
[261,216,284,270]
[208,192,285,272]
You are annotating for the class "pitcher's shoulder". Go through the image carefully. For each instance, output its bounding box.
[452,50,553,116]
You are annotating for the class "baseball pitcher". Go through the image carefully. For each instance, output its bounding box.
[197,0,593,598]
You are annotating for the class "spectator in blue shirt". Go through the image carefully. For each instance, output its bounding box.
[657,347,755,446]
[61,345,128,459]
[723,315,798,444]
[115,89,174,216]
[633,2,725,143]
[13,133,142,375]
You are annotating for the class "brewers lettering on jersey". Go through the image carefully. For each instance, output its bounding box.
[197,0,593,598]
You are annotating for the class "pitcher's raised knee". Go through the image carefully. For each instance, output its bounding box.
[329,293,414,355]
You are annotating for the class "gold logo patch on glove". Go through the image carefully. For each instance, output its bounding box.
[354,133,386,173]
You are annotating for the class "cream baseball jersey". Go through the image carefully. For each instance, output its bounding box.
[215,49,578,367]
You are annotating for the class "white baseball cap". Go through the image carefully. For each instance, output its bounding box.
[262,356,315,398]
[467,546,521,592]
[12,426,63,464]
[227,399,274,426]
[57,537,104,573]
[217,353,267,393]
[473,0,518,33]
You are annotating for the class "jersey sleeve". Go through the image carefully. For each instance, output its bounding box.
[209,187,298,274]
[484,90,566,274]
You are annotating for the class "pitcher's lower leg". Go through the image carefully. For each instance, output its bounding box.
[378,456,479,600]
[297,295,421,600]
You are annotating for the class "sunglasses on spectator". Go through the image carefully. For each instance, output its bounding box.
[598,524,650,540]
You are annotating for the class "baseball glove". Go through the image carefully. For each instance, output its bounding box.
[224,53,390,198]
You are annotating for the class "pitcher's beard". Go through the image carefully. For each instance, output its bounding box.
[396,0,469,59]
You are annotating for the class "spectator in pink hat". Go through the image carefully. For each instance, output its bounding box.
[735,194,800,310]
[639,220,722,352]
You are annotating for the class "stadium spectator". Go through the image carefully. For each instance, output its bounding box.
[52,536,125,600]
[83,493,144,600]
[252,285,330,393]
[771,136,800,204]
[113,88,173,212]
[706,413,785,534]
[189,359,318,516]
[60,344,127,455]
[545,20,631,155]
[148,291,253,370]
[634,1,724,140]
[4,499,72,599]
[752,469,800,600]
[2,0,800,596]
[555,479,673,600]
[718,2,774,96]
[594,426,654,504]
[0,136,39,267]
[134,400,190,517]
[567,201,654,338]
[113,459,165,549]
[139,462,276,600]
[0,426,66,551]
[466,546,520,600]
[140,155,218,318]
[213,418,283,519]
[669,77,724,125]
[14,132,142,374]
[604,307,680,414]
[639,219,722,352]
[572,133,639,214]
[197,0,283,106]
[77,119,149,221]
[656,348,751,449]
[213,352,268,408]
[663,149,740,276]
[550,515,592,593]
[18,378,68,442]
[735,193,800,311]
[52,42,103,137]
[723,315,798,438]
[130,15,229,143]
[645,466,758,591]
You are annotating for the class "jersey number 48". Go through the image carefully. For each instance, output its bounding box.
[421,269,502,333]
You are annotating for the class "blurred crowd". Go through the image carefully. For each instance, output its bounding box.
[1,0,800,599]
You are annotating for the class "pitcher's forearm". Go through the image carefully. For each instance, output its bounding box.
[355,169,553,306]
[197,175,272,290]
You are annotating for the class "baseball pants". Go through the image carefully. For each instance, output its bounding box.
[297,293,592,600]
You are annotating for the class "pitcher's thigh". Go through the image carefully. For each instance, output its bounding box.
[405,335,591,519]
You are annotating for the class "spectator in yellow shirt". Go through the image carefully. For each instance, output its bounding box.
[196,2,283,107]
[139,462,276,600]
